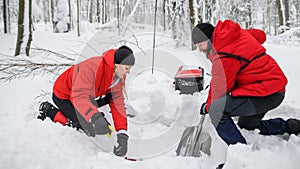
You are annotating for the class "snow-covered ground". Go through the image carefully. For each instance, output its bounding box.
[0,24,300,169]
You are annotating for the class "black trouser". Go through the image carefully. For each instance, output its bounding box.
[208,92,286,145]
[52,93,111,126]
[52,93,85,125]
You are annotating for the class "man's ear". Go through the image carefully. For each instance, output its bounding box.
[114,64,119,70]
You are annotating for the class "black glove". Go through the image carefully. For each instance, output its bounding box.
[200,103,208,115]
[113,133,129,157]
[80,121,96,137]
[96,93,112,108]
[91,112,112,135]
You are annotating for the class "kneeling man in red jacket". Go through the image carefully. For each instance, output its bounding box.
[192,20,300,145]
[38,45,135,157]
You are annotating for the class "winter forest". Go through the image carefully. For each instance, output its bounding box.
[1,0,300,57]
[1,0,300,169]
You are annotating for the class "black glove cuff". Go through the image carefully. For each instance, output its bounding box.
[117,133,129,141]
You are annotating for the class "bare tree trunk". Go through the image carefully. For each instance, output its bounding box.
[171,1,177,39]
[68,0,72,30]
[7,0,11,33]
[163,0,166,31]
[276,0,284,33]
[189,0,196,50]
[51,0,56,32]
[247,0,252,28]
[26,0,33,56]
[96,0,100,23]
[106,0,109,23]
[205,0,211,22]
[284,0,290,28]
[50,0,54,23]
[3,0,8,33]
[296,0,300,26]
[43,0,48,24]
[102,0,105,24]
[89,0,94,23]
[15,0,25,56]
[77,0,81,37]
[117,0,120,35]
[197,0,203,23]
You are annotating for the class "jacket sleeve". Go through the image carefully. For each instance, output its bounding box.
[70,62,100,122]
[108,82,128,131]
[205,57,241,112]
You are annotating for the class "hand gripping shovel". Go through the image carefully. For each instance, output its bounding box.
[176,114,211,157]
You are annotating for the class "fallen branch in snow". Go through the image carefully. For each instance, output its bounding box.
[30,47,76,61]
[34,90,52,102]
[0,55,73,82]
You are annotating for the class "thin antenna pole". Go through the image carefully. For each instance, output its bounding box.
[152,0,158,74]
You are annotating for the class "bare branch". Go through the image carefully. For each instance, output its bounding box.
[30,47,75,61]
[0,54,74,82]
[34,90,52,102]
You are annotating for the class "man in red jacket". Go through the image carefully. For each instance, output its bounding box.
[192,20,300,145]
[38,45,135,157]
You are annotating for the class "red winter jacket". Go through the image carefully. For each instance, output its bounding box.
[205,20,287,112]
[53,49,127,131]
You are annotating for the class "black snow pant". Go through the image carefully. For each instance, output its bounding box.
[52,93,87,128]
[52,93,112,125]
[208,92,287,145]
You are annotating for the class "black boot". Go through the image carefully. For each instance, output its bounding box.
[216,163,225,169]
[38,101,59,121]
[286,118,300,135]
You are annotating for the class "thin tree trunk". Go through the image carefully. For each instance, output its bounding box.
[102,0,105,24]
[43,0,48,24]
[276,0,284,33]
[3,0,7,33]
[7,0,11,33]
[117,0,120,35]
[171,1,176,39]
[50,0,55,31]
[96,0,100,23]
[121,0,141,35]
[68,0,72,30]
[89,0,94,23]
[106,0,109,23]
[247,0,252,28]
[284,0,290,28]
[15,0,25,56]
[163,0,166,31]
[50,0,54,23]
[26,0,33,56]
[189,0,196,50]
[77,0,81,37]
[296,0,300,27]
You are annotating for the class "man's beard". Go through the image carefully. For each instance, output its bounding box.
[205,41,213,59]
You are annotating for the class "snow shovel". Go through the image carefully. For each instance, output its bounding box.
[176,114,212,157]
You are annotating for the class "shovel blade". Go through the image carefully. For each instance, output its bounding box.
[176,126,198,156]
[192,131,212,156]
[176,126,212,157]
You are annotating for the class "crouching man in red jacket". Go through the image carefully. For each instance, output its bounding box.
[192,20,300,146]
[38,45,135,157]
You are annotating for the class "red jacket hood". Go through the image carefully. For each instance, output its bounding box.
[103,49,117,70]
[247,28,266,44]
[212,20,241,52]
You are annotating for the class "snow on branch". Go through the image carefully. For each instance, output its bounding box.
[30,47,76,61]
[0,54,73,82]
